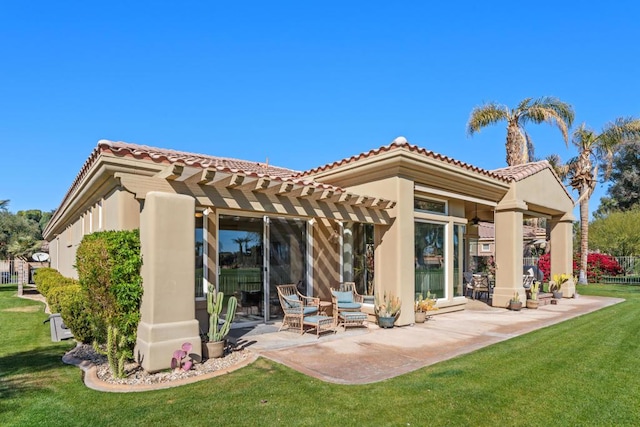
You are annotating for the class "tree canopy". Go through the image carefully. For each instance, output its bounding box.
[0,201,53,260]
[595,140,640,217]
[467,97,574,166]
[589,208,640,256]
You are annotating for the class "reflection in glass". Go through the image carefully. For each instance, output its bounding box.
[415,222,445,299]
[219,215,264,323]
[342,222,374,297]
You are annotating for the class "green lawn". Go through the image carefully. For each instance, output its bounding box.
[1,283,639,426]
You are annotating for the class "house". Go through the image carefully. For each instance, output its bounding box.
[43,137,575,372]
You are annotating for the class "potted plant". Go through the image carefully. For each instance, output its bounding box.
[203,282,238,359]
[508,292,522,311]
[414,292,438,323]
[550,273,570,299]
[375,292,401,328]
[526,282,539,309]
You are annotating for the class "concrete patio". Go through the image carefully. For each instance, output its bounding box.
[229,295,623,384]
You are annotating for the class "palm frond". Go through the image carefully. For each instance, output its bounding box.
[466,103,509,136]
[545,154,570,180]
[532,96,575,127]
[524,132,534,163]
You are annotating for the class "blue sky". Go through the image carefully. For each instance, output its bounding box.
[2,1,639,218]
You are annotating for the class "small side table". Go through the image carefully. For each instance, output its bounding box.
[318,301,331,316]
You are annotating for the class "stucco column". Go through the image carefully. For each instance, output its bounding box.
[135,192,201,373]
[492,208,526,307]
[550,215,575,297]
[375,176,414,326]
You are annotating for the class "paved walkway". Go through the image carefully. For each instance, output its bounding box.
[231,295,623,384]
[19,288,623,388]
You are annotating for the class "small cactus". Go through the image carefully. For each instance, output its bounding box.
[207,282,238,342]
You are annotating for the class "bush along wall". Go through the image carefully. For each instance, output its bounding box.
[75,229,143,367]
[33,268,94,342]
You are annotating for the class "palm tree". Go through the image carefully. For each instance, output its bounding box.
[567,118,640,284]
[467,97,575,166]
[0,200,8,211]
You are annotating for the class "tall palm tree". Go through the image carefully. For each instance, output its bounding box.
[567,117,640,284]
[467,97,575,166]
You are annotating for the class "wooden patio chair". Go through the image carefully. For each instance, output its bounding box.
[276,284,319,334]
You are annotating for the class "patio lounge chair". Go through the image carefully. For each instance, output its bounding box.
[331,286,367,329]
[276,284,320,334]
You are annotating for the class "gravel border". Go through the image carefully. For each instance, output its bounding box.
[63,343,257,392]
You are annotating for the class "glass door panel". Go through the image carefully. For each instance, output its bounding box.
[415,221,446,299]
[268,218,307,320]
[218,215,264,324]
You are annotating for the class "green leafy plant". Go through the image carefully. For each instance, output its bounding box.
[75,229,142,350]
[207,282,238,342]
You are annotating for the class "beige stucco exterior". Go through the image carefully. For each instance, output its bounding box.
[44,137,575,372]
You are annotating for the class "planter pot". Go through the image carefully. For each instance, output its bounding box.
[508,302,522,311]
[377,316,396,328]
[415,311,427,323]
[526,300,539,309]
[553,291,563,299]
[202,340,225,359]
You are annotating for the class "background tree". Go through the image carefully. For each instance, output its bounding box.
[567,118,640,284]
[467,97,574,166]
[596,140,640,215]
[589,208,640,257]
[0,202,53,260]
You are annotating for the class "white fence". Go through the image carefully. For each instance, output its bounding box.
[0,259,30,285]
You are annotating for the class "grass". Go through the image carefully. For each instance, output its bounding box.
[1,283,639,426]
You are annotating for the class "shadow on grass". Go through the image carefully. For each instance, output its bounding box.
[0,344,73,400]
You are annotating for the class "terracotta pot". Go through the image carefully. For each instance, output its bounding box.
[509,302,522,311]
[202,340,225,359]
[415,311,427,323]
[526,300,539,309]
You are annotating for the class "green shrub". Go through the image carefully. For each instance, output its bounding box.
[34,267,64,297]
[57,285,95,343]
[46,277,79,313]
[75,229,142,350]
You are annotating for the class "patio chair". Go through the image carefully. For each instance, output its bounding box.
[472,274,490,301]
[276,284,320,334]
[463,272,474,298]
[331,285,367,329]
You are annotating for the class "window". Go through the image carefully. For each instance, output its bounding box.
[414,198,447,214]
[195,214,204,298]
[481,243,491,252]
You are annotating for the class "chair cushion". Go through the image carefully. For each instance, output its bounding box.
[283,295,300,308]
[332,291,354,303]
[337,302,361,310]
[304,315,330,324]
[303,306,318,315]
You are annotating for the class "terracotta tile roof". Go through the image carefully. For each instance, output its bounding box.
[490,161,551,182]
[101,140,299,178]
[296,137,511,182]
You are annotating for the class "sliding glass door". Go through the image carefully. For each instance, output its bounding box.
[218,214,308,325]
[415,221,446,299]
